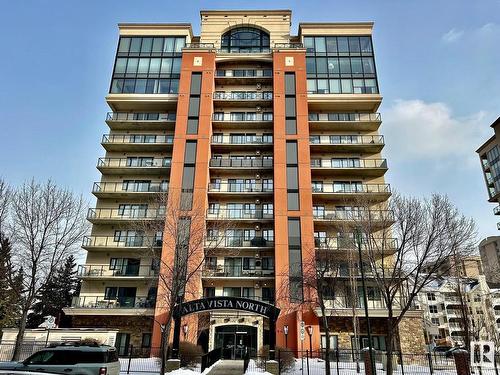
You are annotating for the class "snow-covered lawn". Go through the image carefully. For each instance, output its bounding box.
[119,357,202,375]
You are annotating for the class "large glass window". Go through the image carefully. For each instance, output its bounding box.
[304,35,378,94]
[110,36,185,94]
[221,27,270,53]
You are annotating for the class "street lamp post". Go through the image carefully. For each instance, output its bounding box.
[283,325,289,349]
[356,229,376,375]
[307,326,313,355]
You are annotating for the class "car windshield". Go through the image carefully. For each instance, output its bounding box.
[25,351,55,364]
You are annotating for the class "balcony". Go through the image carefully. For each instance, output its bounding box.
[308,112,381,131]
[92,182,168,198]
[105,112,176,131]
[97,158,171,175]
[65,295,155,316]
[101,134,174,152]
[273,43,304,50]
[82,235,162,251]
[315,236,397,254]
[206,209,274,222]
[87,208,164,224]
[311,183,390,201]
[213,92,273,107]
[208,181,273,196]
[202,265,275,279]
[308,93,382,112]
[313,209,394,227]
[209,158,273,173]
[212,113,273,129]
[215,69,273,84]
[309,135,384,153]
[205,236,274,250]
[310,159,387,177]
[322,297,397,317]
[77,264,158,279]
[211,135,273,150]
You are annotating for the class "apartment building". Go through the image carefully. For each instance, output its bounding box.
[479,236,500,283]
[477,117,500,229]
[63,9,424,357]
[418,276,500,347]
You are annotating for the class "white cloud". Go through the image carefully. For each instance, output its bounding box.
[382,99,490,167]
[442,28,464,43]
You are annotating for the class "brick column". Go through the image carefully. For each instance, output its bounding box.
[453,349,471,375]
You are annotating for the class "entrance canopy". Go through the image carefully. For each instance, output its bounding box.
[173,296,280,320]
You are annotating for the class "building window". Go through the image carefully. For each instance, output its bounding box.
[304,35,378,94]
[110,36,185,94]
[221,27,270,53]
[429,305,438,314]
[427,293,436,301]
[141,333,152,348]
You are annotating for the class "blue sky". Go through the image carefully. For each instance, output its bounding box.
[0,0,499,241]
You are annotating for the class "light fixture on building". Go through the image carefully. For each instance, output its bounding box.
[283,325,289,348]
[183,324,188,338]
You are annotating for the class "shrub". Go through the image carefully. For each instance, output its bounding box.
[259,345,295,372]
[179,341,203,368]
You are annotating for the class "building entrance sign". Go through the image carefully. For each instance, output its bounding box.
[173,296,280,319]
[171,297,280,360]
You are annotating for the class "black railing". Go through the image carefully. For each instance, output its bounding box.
[209,158,273,168]
[201,347,222,372]
[106,112,176,121]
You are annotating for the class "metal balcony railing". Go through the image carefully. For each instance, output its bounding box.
[207,209,274,220]
[309,135,384,146]
[312,209,394,221]
[208,182,273,193]
[102,134,174,145]
[82,235,163,248]
[310,159,387,169]
[87,208,165,221]
[212,113,273,122]
[308,113,381,122]
[97,158,172,168]
[205,236,274,248]
[314,237,397,251]
[71,295,156,309]
[325,297,388,310]
[211,135,273,145]
[311,183,391,194]
[202,265,275,278]
[273,43,304,49]
[106,112,176,121]
[217,47,271,54]
[77,264,158,278]
[213,92,273,100]
[184,43,215,49]
[215,69,273,78]
[92,182,168,194]
[209,158,273,168]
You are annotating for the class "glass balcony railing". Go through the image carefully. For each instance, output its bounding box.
[102,134,174,145]
[312,209,394,221]
[206,209,274,220]
[311,183,390,194]
[211,135,273,145]
[215,69,273,78]
[308,113,381,122]
[97,158,172,168]
[77,264,158,278]
[209,158,273,168]
[213,92,273,100]
[205,236,274,248]
[82,235,163,248]
[87,208,165,221]
[309,135,384,146]
[202,265,275,278]
[310,159,387,169]
[217,47,271,54]
[92,182,168,194]
[106,112,176,122]
[208,181,273,193]
[70,295,156,309]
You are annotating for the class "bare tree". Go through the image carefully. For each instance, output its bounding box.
[6,180,88,360]
[0,178,10,234]
[132,190,233,373]
[347,193,477,375]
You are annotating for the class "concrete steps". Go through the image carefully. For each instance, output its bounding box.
[207,360,244,375]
